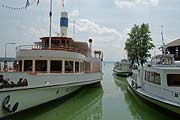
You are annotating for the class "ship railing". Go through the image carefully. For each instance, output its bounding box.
[16,45,88,56]
[16,45,40,50]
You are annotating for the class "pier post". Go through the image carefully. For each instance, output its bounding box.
[47,60,50,73]
[32,60,35,73]
[73,61,75,73]
[22,60,24,72]
[62,60,65,73]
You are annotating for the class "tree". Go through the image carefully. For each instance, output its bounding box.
[125,23,154,66]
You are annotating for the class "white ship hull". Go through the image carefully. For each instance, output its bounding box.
[0,72,103,118]
[113,69,131,77]
[127,77,180,114]
[0,85,80,118]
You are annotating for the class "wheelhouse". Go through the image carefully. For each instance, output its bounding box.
[150,54,175,66]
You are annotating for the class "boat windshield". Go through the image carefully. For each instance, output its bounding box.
[150,54,175,65]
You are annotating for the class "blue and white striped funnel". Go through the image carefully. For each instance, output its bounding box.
[60,12,68,37]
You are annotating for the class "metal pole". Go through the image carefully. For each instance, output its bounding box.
[161,25,166,54]
[5,43,7,60]
[49,0,52,49]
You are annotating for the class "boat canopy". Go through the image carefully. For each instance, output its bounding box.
[120,59,130,64]
[150,54,175,65]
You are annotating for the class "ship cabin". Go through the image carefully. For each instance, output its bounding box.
[2,37,103,74]
[143,54,176,87]
[138,54,180,105]
[114,59,130,71]
[131,54,176,87]
[120,59,130,70]
[150,54,175,66]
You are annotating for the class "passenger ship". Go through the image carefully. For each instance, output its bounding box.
[127,54,180,114]
[0,11,103,118]
[113,59,131,77]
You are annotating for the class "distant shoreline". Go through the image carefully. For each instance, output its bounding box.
[0,57,16,62]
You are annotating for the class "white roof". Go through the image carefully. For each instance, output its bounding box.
[166,38,180,47]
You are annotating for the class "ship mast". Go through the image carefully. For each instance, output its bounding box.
[49,0,52,49]
[161,25,166,54]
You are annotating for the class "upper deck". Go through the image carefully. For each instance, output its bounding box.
[150,54,175,66]
[16,37,90,57]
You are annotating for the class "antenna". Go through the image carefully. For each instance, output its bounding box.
[73,20,75,39]
[154,46,156,56]
[161,25,166,54]
[61,0,64,11]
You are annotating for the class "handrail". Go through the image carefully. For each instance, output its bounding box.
[16,45,88,56]
[16,45,39,50]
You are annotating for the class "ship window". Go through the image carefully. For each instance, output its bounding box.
[145,71,150,81]
[85,62,91,72]
[154,73,161,85]
[67,40,69,47]
[52,40,60,47]
[61,40,65,46]
[35,60,47,72]
[167,74,180,86]
[150,72,154,82]
[80,62,84,72]
[65,61,73,73]
[24,60,32,71]
[18,60,22,71]
[144,71,146,80]
[75,62,79,73]
[145,71,160,85]
[50,60,62,72]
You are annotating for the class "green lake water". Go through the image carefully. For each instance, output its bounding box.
[7,63,180,120]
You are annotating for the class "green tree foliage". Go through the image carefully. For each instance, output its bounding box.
[125,23,154,66]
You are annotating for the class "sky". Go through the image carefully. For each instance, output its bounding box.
[0,0,180,61]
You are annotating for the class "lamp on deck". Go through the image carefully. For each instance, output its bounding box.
[89,39,93,57]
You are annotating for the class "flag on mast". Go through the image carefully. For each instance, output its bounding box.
[37,0,40,6]
[25,0,30,9]
[62,0,64,9]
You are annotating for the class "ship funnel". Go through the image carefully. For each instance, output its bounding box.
[60,12,68,37]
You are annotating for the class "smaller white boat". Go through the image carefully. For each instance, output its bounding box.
[127,54,180,114]
[113,59,132,77]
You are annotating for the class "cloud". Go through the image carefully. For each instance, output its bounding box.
[75,19,121,37]
[113,0,159,8]
[71,18,125,61]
